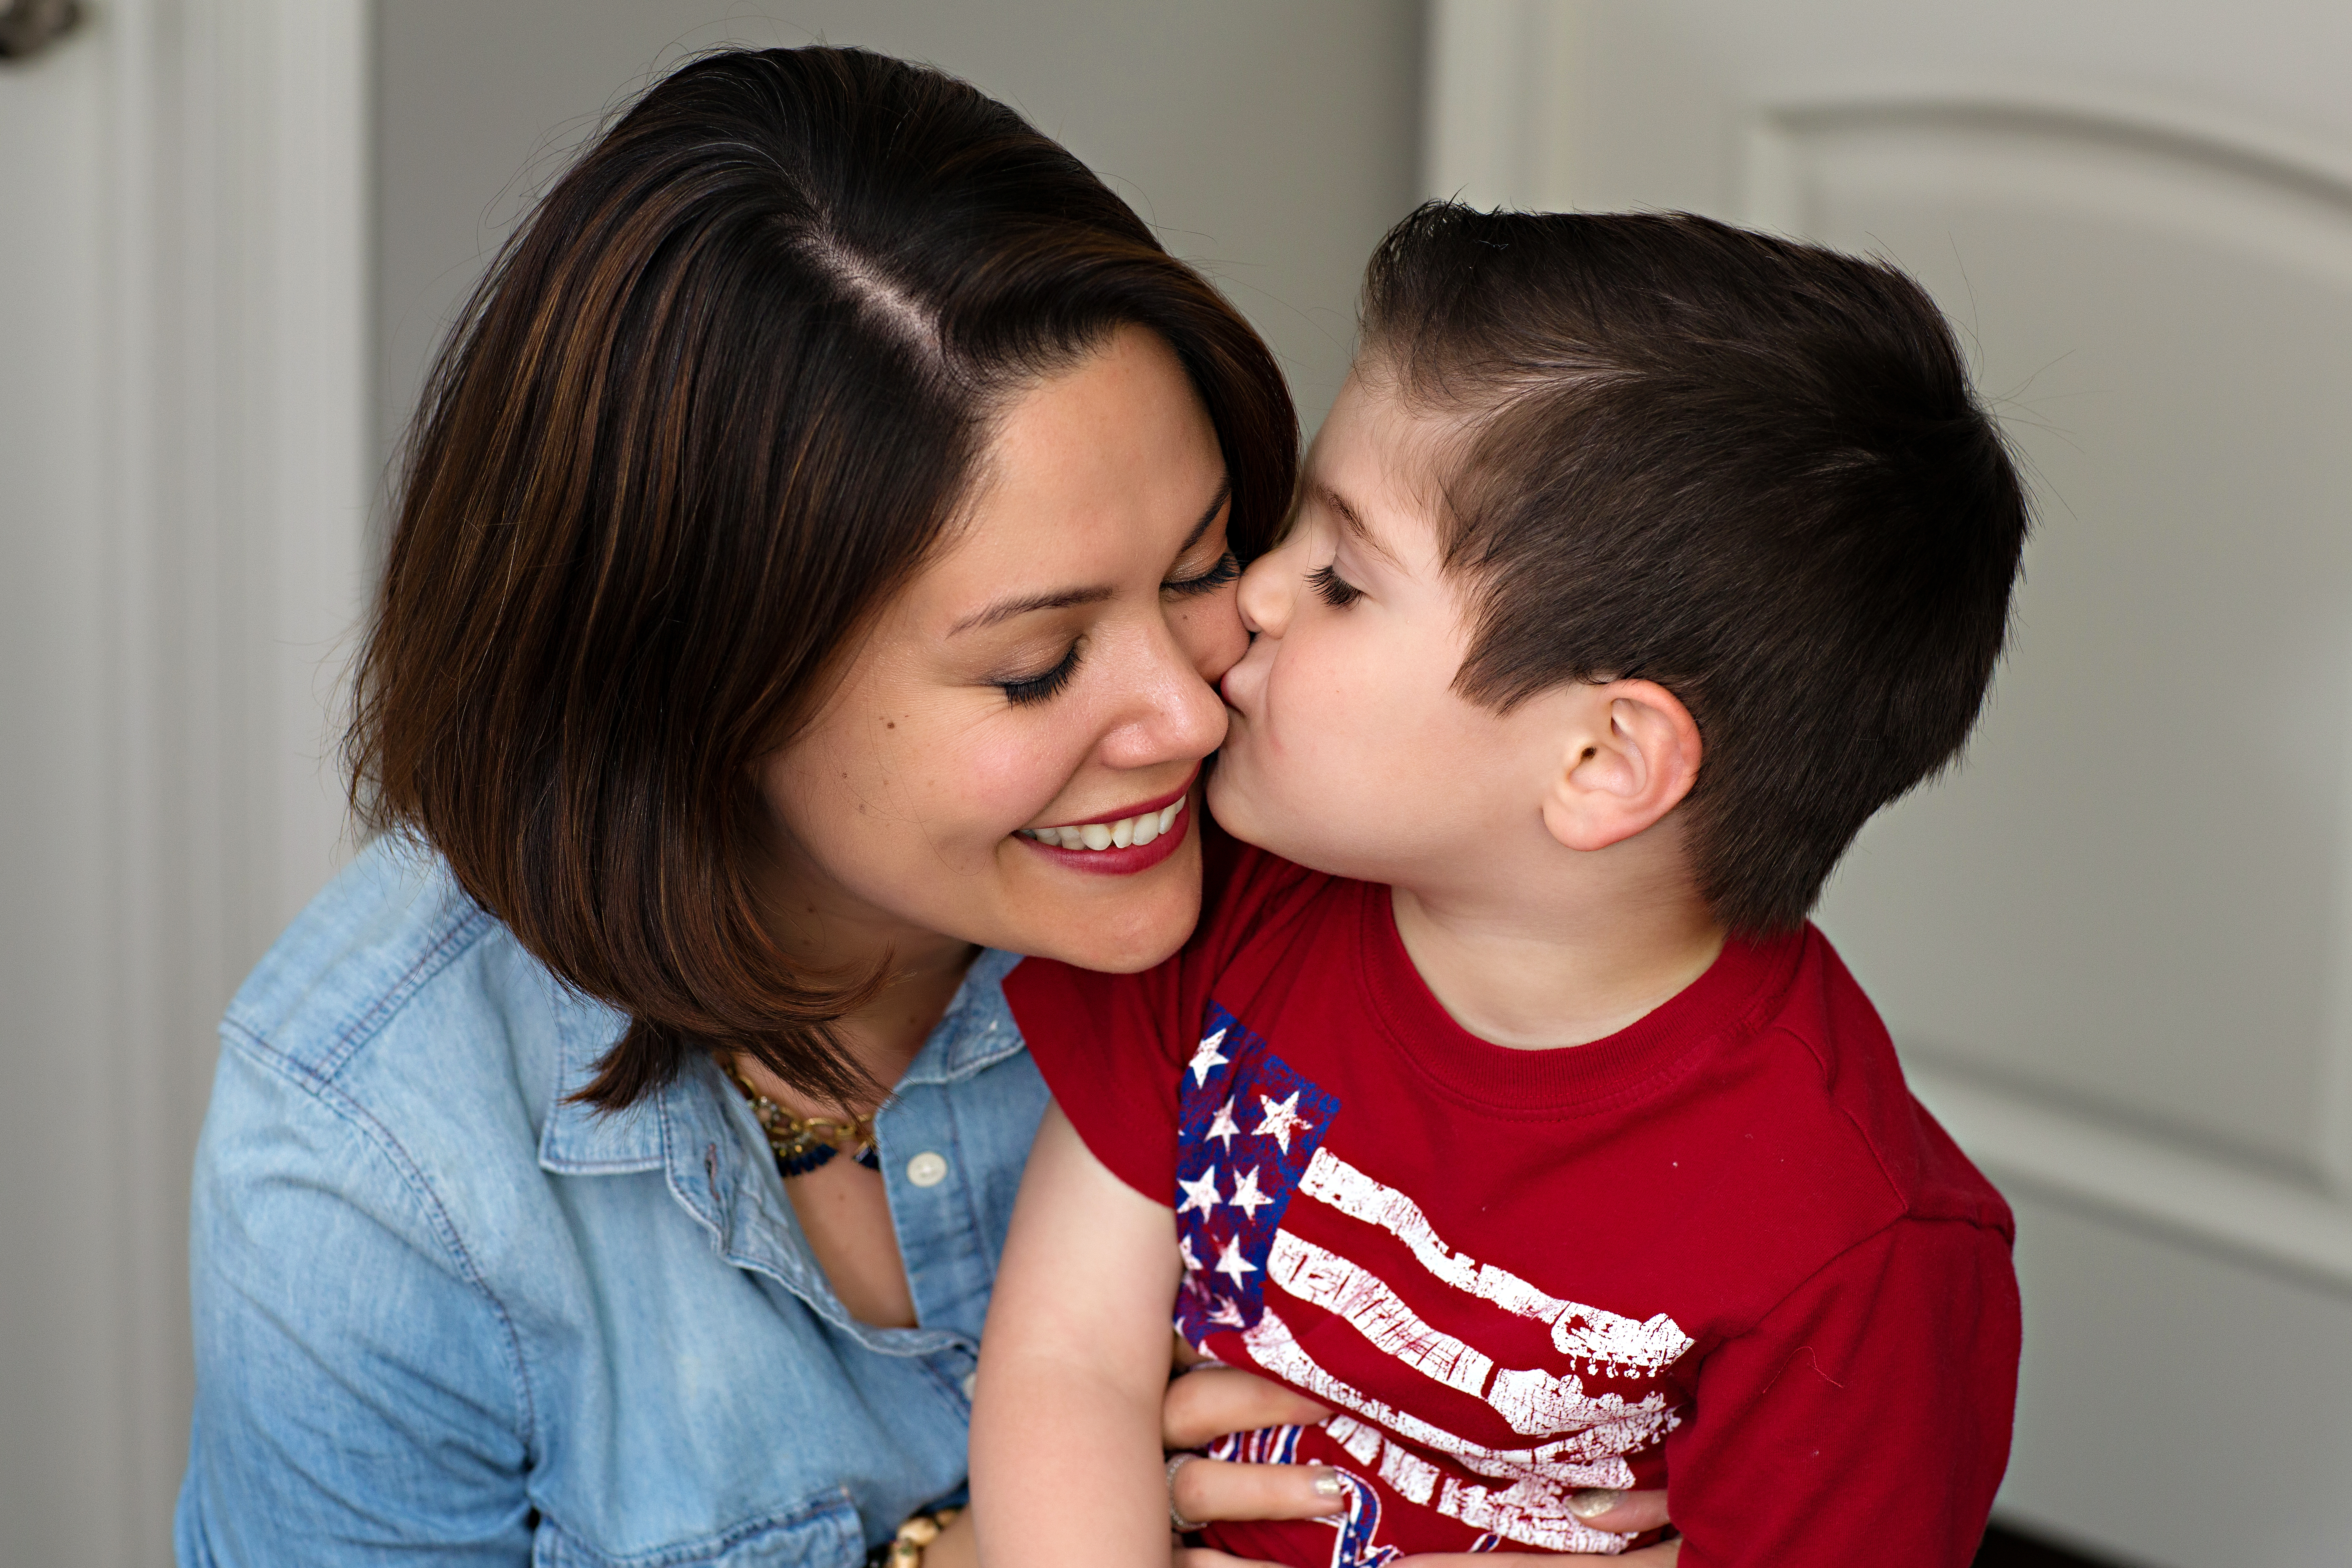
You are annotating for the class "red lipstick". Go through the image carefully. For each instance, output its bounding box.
[1017,772,1198,876]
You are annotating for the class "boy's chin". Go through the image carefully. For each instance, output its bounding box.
[1206,768,1355,877]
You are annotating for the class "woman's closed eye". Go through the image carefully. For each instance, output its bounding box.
[996,642,1082,706]
[1306,563,1362,608]
[1163,550,1241,599]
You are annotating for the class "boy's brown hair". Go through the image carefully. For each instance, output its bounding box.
[346,48,1296,1111]
[1361,203,2029,933]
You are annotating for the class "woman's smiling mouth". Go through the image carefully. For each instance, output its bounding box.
[1016,777,1194,873]
[1020,795,1184,851]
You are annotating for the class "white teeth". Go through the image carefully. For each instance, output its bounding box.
[1024,794,1187,853]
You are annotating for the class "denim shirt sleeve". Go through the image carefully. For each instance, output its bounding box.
[177,1029,535,1566]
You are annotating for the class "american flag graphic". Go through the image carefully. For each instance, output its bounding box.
[1167,999,1688,1562]
[1173,1000,1342,1348]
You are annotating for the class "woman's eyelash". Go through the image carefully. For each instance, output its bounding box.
[997,643,1081,706]
[1163,550,1241,599]
[1307,563,1362,608]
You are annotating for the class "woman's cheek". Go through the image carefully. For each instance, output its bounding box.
[1169,584,1250,683]
[957,720,1086,842]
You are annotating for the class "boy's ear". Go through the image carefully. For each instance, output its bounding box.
[1539,679,1703,853]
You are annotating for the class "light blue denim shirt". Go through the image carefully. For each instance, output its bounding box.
[176,838,1049,1566]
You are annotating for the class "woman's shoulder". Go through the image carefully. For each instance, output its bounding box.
[226,835,497,1061]
[211,834,594,1174]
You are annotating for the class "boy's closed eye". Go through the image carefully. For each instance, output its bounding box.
[1306,562,1362,608]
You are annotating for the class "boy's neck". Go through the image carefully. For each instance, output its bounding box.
[1388,859,1727,1052]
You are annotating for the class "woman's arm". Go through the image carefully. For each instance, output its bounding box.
[972,1105,1189,1568]
[178,1045,532,1565]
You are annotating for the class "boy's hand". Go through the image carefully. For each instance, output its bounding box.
[1158,1366,1675,1563]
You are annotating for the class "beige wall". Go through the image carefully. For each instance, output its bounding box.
[375,0,1427,474]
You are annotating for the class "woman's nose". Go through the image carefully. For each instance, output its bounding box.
[1235,545,1296,641]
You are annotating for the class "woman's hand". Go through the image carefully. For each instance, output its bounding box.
[1163,1364,1348,1566]
[1158,1363,1676,1568]
[1392,1490,1678,1567]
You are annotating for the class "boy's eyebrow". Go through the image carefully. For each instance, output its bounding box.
[1314,481,1404,568]
[947,477,1231,636]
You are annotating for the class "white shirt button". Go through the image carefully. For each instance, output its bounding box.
[961,1371,979,1399]
[906,1150,949,1188]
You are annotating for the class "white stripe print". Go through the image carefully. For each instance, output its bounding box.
[1268,1232,1677,1443]
[1298,1148,1695,1377]
[1245,1311,1636,1555]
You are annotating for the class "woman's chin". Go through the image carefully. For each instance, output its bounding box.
[1006,831,1202,973]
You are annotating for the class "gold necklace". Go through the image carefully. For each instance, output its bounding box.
[724,1062,880,1178]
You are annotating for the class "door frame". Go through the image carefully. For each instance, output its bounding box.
[77,0,369,1550]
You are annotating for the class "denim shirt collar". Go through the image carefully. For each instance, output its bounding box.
[535,949,1027,1350]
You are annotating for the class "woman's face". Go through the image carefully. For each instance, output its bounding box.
[760,325,1246,975]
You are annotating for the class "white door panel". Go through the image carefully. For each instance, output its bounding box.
[0,4,368,1562]
[1757,99,2352,1186]
[1430,4,2352,1562]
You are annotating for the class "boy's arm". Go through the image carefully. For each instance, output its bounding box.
[1662,1218,2021,1568]
[973,1102,1186,1568]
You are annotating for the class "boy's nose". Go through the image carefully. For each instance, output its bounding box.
[1236,546,1295,640]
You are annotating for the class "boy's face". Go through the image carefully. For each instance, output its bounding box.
[1211,369,1566,887]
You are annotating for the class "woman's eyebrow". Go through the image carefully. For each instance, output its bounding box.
[1174,477,1233,559]
[947,477,1233,637]
[949,584,1115,637]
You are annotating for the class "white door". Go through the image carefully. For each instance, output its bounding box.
[1430,5,2352,1564]
[0,4,367,1562]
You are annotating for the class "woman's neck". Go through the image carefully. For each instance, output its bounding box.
[744,844,983,1114]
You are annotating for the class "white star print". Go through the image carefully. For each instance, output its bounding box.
[1187,1029,1231,1087]
[1179,1235,1202,1274]
[1252,1090,1310,1153]
[1208,1296,1247,1329]
[1205,1097,1242,1150]
[1227,1165,1272,1218]
[1212,1234,1258,1286]
[1176,1167,1223,1216]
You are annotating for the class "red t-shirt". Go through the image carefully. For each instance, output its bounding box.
[1004,841,2020,1566]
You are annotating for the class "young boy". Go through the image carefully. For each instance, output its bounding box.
[973,206,2027,1566]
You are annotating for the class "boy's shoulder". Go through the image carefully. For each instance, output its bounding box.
[1778,927,2009,1225]
[1700,925,2013,1273]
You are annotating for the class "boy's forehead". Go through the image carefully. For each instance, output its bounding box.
[1311,368,1459,555]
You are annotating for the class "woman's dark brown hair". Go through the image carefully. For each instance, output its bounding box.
[347,47,1297,1111]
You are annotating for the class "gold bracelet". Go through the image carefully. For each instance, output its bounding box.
[884,1506,961,1568]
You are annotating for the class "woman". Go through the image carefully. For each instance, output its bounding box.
[176,47,1669,1567]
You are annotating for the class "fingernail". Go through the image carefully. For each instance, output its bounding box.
[1310,1470,1347,1498]
[1567,1488,1624,1520]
